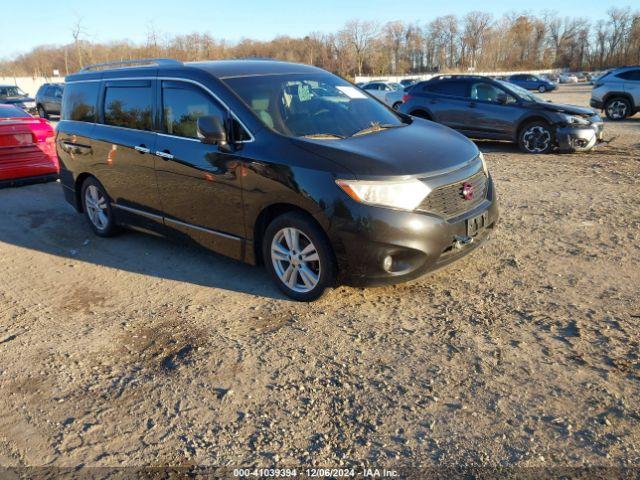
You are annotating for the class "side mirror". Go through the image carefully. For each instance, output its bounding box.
[197,115,227,145]
[496,93,508,104]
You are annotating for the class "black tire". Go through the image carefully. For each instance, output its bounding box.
[37,105,48,119]
[538,85,547,93]
[262,211,336,301]
[81,177,118,237]
[518,121,555,154]
[604,97,631,121]
[392,101,402,110]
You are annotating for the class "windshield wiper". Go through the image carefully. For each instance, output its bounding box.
[302,133,345,139]
[351,123,403,138]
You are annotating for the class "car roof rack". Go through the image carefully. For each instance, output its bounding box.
[79,58,182,73]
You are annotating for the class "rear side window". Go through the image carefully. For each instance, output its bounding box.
[616,70,640,81]
[104,81,153,131]
[423,80,468,97]
[61,82,99,122]
[161,81,226,139]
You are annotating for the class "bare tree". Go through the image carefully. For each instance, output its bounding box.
[340,20,380,76]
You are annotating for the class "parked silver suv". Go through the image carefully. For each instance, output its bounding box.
[590,66,640,120]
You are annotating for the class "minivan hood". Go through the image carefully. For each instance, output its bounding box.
[292,120,479,178]
[533,101,595,116]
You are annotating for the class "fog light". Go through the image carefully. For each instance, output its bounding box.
[382,255,393,272]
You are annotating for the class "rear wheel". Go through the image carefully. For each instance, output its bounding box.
[37,105,48,119]
[392,101,402,110]
[604,97,631,120]
[81,177,117,237]
[538,85,547,93]
[518,121,555,154]
[262,212,336,301]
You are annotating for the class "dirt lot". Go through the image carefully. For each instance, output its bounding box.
[0,85,638,472]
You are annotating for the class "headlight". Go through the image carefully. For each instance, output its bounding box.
[21,101,36,109]
[478,152,489,176]
[336,178,431,211]
[562,114,589,125]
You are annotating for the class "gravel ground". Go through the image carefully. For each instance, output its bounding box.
[0,85,638,473]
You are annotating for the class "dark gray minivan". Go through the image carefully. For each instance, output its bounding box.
[57,59,498,301]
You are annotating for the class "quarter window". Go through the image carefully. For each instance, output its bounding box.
[104,82,153,131]
[61,82,99,122]
[161,82,227,139]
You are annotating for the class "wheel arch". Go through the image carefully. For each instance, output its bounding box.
[252,203,329,266]
[515,115,553,142]
[74,172,95,212]
[602,91,635,108]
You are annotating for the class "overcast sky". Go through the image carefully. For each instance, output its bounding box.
[0,0,634,59]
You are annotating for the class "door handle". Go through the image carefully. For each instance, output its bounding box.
[156,150,174,160]
[134,144,150,154]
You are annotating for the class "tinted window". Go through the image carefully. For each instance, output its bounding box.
[162,82,226,139]
[423,80,468,97]
[0,105,30,118]
[61,82,99,122]
[616,70,640,81]
[44,86,55,96]
[104,82,153,131]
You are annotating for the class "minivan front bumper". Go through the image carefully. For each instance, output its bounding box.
[329,176,499,286]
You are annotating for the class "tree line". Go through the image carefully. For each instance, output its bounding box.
[1,7,639,79]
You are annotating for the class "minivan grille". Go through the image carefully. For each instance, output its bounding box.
[416,171,488,219]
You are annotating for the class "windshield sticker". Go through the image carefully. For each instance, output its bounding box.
[298,84,312,102]
[336,86,368,99]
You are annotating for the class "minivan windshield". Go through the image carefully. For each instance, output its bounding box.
[223,73,404,139]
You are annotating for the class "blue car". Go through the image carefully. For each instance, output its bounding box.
[507,74,556,93]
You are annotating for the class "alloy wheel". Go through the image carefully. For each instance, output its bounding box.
[85,185,109,231]
[607,100,627,120]
[270,227,321,293]
[522,125,551,153]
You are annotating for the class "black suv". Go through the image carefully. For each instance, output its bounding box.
[57,59,498,301]
[400,75,604,154]
[35,83,64,118]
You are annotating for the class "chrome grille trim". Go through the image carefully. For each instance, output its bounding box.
[416,171,488,219]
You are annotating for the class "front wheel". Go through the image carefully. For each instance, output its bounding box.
[262,212,336,301]
[518,121,555,154]
[37,105,48,119]
[81,177,118,237]
[538,85,547,93]
[604,97,631,120]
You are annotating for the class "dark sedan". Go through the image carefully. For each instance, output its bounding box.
[507,74,557,93]
[0,85,37,115]
[400,75,603,154]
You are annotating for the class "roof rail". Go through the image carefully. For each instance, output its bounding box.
[79,58,182,73]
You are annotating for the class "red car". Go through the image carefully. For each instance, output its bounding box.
[0,104,58,187]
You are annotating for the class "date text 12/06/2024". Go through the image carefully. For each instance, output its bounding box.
[232,468,399,477]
